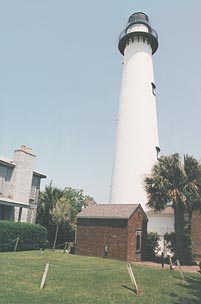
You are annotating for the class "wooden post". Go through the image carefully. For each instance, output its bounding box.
[40,263,50,289]
[161,252,164,268]
[52,226,58,250]
[176,259,185,280]
[63,242,68,254]
[14,237,19,252]
[127,264,139,294]
[168,256,174,270]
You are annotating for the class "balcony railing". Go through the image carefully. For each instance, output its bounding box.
[119,26,158,42]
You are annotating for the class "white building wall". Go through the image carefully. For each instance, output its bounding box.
[147,213,175,254]
[148,214,175,235]
[110,38,159,209]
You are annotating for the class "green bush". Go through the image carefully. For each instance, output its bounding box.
[183,224,193,265]
[164,232,176,255]
[164,225,193,265]
[0,221,48,252]
[146,232,160,261]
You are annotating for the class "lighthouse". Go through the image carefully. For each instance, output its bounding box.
[110,12,159,209]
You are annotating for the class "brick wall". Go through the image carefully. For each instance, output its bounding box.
[76,218,128,260]
[76,207,147,261]
[127,208,147,261]
[192,211,201,258]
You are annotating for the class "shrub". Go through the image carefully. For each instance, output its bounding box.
[146,232,160,261]
[183,224,193,265]
[164,232,176,255]
[0,221,48,252]
[164,225,193,265]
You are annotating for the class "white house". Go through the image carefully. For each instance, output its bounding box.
[0,145,46,223]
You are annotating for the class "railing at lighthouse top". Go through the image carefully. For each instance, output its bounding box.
[118,12,158,55]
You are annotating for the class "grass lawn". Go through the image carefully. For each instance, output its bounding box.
[0,250,200,304]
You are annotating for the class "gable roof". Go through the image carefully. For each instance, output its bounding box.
[77,203,148,220]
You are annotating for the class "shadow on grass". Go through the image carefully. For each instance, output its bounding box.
[171,275,201,304]
[121,284,135,293]
[122,284,142,295]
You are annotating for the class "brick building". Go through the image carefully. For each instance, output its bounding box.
[192,211,201,258]
[76,204,148,261]
[0,145,46,223]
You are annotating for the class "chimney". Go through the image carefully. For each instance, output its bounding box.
[21,145,27,152]
[20,145,32,154]
[26,147,32,154]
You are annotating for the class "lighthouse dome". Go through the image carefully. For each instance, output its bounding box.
[128,12,150,25]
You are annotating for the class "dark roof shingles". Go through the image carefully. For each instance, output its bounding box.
[77,204,139,219]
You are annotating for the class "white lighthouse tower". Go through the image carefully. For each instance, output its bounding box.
[110,12,160,209]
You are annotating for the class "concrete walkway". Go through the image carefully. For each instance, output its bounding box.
[135,261,200,273]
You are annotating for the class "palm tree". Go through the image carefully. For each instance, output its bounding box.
[144,153,201,264]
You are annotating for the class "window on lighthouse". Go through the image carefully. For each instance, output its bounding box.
[151,82,156,96]
[155,146,161,159]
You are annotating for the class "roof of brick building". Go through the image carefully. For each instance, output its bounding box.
[77,203,147,220]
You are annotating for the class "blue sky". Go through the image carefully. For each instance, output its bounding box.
[1,0,201,203]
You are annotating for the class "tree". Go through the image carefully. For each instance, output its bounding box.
[51,196,70,250]
[63,187,95,226]
[146,232,160,261]
[36,182,64,244]
[144,153,201,264]
[36,182,95,245]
